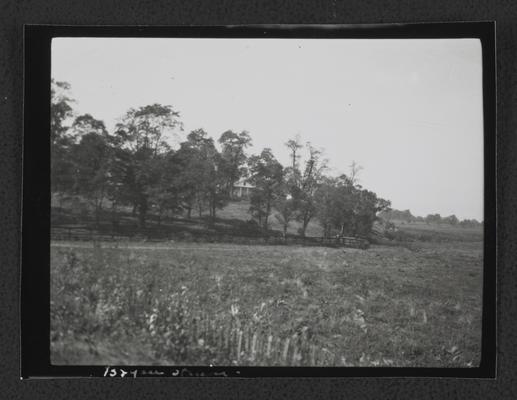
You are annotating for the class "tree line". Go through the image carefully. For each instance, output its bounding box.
[51,80,392,238]
[378,209,483,228]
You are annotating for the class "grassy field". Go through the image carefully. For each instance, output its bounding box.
[50,224,483,367]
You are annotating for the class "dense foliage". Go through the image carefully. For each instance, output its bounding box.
[51,80,395,238]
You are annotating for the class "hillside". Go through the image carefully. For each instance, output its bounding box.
[217,201,323,237]
[51,196,324,240]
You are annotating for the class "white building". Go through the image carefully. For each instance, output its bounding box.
[232,179,255,199]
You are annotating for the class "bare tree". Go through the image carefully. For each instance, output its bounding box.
[349,160,364,186]
[285,134,303,171]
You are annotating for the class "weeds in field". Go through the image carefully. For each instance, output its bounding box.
[51,242,482,367]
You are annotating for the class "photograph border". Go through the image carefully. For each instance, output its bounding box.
[21,22,496,379]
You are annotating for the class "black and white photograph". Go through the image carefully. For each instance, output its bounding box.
[48,34,486,368]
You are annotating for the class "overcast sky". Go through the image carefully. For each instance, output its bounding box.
[52,37,484,220]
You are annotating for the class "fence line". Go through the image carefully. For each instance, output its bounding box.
[174,313,345,366]
[51,225,370,249]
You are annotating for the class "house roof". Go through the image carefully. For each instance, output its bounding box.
[233,179,255,188]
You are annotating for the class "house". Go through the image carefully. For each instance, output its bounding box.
[232,179,255,199]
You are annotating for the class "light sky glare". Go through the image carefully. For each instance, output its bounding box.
[52,37,484,220]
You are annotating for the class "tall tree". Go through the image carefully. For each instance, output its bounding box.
[113,104,183,228]
[314,176,340,238]
[247,148,284,230]
[51,79,74,146]
[315,173,391,238]
[70,126,112,227]
[50,80,75,198]
[175,129,227,222]
[174,129,210,217]
[115,104,182,154]
[147,151,183,226]
[285,135,303,171]
[350,189,391,236]
[273,179,296,239]
[218,130,252,196]
[348,160,364,186]
[330,174,357,237]
[70,113,108,141]
[296,143,327,237]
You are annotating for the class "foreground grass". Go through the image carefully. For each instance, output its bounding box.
[51,238,482,367]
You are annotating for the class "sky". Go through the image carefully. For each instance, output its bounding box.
[52,37,484,220]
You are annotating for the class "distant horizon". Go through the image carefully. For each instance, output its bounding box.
[52,38,484,220]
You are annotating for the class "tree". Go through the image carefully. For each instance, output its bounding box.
[71,127,112,227]
[70,113,108,141]
[68,114,112,226]
[401,210,414,223]
[206,154,227,222]
[147,151,183,225]
[315,173,391,238]
[349,160,364,186]
[314,176,339,238]
[378,208,415,223]
[329,174,357,237]
[459,218,482,228]
[50,80,75,198]
[113,104,183,228]
[115,104,182,154]
[218,130,252,196]
[443,214,459,226]
[174,129,211,217]
[51,79,74,146]
[273,179,296,239]
[285,135,303,171]
[174,129,227,222]
[296,143,327,237]
[283,137,329,237]
[247,148,284,230]
[273,142,303,237]
[351,189,391,236]
[425,213,442,224]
